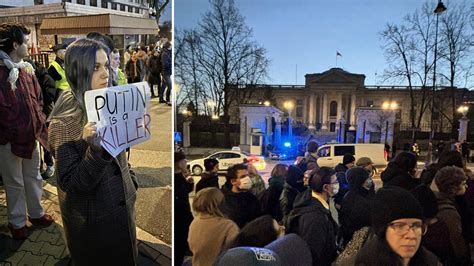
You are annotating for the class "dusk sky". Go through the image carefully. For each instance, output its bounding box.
[174,0,469,86]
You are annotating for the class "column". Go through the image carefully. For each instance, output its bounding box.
[240,115,247,145]
[349,93,356,130]
[275,116,282,145]
[308,93,316,130]
[337,93,343,121]
[459,117,470,142]
[322,93,328,130]
[183,121,191,148]
[266,114,273,146]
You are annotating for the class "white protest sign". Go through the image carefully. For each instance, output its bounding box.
[84,82,151,157]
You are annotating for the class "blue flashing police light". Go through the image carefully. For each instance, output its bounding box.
[284,142,291,148]
[174,132,183,142]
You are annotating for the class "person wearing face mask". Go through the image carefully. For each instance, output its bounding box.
[48,38,138,265]
[334,153,355,213]
[339,167,374,247]
[222,163,261,228]
[286,167,339,266]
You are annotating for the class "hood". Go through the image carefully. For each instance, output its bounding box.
[269,175,285,188]
[334,163,348,173]
[347,167,370,191]
[286,165,306,192]
[292,188,326,215]
[380,162,409,183]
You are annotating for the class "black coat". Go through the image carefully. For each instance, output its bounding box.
[261,176,285,222]
[339,173,372,246]
[334,163,349,207]
[287,189,337,266]
[381,163,420,191]
[223,190,261,228]
[174,173,194,265]
[196,172,219,193]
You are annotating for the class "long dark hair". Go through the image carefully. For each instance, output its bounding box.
[49,38,110,122]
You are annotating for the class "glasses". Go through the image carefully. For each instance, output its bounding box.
[389,222,427,236]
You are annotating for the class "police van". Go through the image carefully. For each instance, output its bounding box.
[316,143,388,171]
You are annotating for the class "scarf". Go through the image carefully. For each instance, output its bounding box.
[0,50,34,91]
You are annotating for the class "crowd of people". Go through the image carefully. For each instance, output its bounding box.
[175,139,474,265]
[0,22,167,264]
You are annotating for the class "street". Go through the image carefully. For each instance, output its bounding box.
[129,99,172,244]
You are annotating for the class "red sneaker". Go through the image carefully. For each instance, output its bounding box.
[29,214,54,227]
[8,224,28,240]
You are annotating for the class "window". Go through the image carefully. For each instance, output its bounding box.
[296,107,303,118]
[90,0,97,6]
[296,99,304,105]
[135,7,140,13]
[101,0,108,8]
[77,0,85,4]
[330,101,337,117]
[330,122,336,132]
[367,100,374,107]
[334,146,355,156]
[209,153,222,159]
[318,147,331,157]
[252,136,260,146]
[120,4,125,11]
[128,5,133,12]
[222,153,241,159]
[111,2,117,9]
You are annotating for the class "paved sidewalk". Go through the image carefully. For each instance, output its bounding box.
[0,182,171,265]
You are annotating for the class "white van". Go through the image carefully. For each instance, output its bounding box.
[316,143,388,170]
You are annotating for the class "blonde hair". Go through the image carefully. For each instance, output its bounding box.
[192,187,225,218]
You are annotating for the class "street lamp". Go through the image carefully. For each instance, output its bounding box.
[428,0,447,164]
[283,101,294,141]
[264,100,271,106]
[211,114,219,120]
[382,101,399,144]
[458,105,469,142]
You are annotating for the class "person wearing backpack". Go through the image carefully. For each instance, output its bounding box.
[286,167,339,266]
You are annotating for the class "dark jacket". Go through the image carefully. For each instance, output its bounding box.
[280,165,307,219]
[223,189,261,229]
[347,234,440,266]
[125,59,144,82]
[161,48,172,76]
[196,171,219,193]
[261,175,285,222]
[32,61,57,116]
[436,192,471,265]
[287,189,337,266]
[175,172,194,266]
[48,93,137,265]
[334,163,349,208]
[381,163,420,191]
[146,53,162,85]
[339,172,372,246]
[305,152,319,173]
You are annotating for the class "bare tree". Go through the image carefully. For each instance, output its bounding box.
[147,0,170,26]
[380,23,417,130]
[175,0,269,147]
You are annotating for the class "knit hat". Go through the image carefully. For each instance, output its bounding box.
[371,186,424,237]
[356,157,374,167]
[264,234,312,266]
[213,247,281,266]
[204,158,219,171]
[343,154,356,165]
[174,151,186,164]
[346,167,370,188]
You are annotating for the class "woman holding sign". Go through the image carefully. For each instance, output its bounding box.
[48,38,138,265]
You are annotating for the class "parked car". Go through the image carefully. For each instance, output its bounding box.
[187,149,265,176]
[315,143,388,174]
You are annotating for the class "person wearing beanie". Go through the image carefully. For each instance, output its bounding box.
[304,141,320,173]
[355,157,375,178]
[286,167,339,266]
[334,153,355,214]
[381,151,421,191]
[434,166,471,265]
[280,164,307,223]
[261,164,287,222]
[339,167,374,247]
[341,186,439,265]
[196,158,220,193]
[174,151,194,266]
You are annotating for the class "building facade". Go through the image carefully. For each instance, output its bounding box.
[230,68,473,149]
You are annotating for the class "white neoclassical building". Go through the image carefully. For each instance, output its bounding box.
[230,68,473,153]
